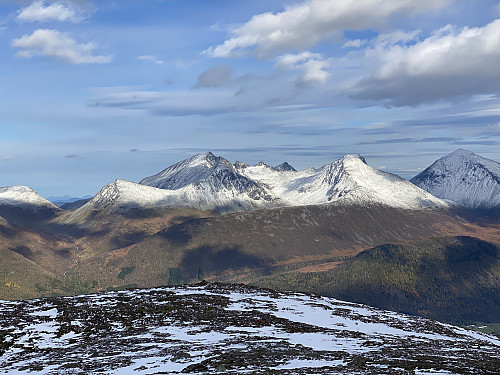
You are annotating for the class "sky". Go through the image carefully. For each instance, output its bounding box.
[1,0,500,198]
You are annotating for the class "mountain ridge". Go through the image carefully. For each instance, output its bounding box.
[130,152,448,214]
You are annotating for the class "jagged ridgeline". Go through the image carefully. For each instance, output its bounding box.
[62,151,448,221]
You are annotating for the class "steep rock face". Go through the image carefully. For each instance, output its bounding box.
[411,149,500,208]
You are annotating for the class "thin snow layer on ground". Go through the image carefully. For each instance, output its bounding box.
[82,178,277,214]
[0,284,499,374]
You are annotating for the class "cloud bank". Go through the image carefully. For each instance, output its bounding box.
[351,19,500,106]
[204,0,451,59]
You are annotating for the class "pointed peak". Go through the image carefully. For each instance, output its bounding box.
[234,161,250,169]
[91,181,120,209]
[255,161,269,167]
[446,149,475,158]
[273,162,296,172]
[191,151,217,162]
[340,154,367,165]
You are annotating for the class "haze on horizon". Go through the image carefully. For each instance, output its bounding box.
[1,0,500,197]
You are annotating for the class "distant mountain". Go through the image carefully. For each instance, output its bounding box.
[0,185,58,210]
[239,153,446,209]
[47,195,93,204]
[59,198,91,211]
[66,175,276,221]
[69,152,447,219]
[0,185,60,222]
[411,149,500,208]
[112,152,447,214]
[273,161,296,172]
[1,283,499,374]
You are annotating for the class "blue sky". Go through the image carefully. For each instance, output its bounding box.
[1,0,500,197]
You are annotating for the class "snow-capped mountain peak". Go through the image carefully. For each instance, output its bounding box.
[234,160,250,170]
[139,152,238,190]
[138,152,276,211]
[273,162,296,172]
[240,153,447,210]
[0,185,58,210]
[73,152,449,217]
[411,149,500,208]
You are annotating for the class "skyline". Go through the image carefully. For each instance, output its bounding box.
[1,0,500,197]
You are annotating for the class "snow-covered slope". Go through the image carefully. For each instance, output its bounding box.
[411,149,500,208]
[1,283,499,374]
[140,152,267,195]
[68,177,277,220]
[139,152,275,210]
[0,185,58,211]
[240,154,447,209]
[73,152,447,217]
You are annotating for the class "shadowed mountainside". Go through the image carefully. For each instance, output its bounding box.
[67,204,490,292]
[254,236,500,323]
[0,199,499,315]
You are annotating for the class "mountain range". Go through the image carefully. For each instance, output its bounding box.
[0,149,499,326]
[63,151,451,221]
[1,149,498,217]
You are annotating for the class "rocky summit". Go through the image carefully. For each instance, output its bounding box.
[0,283,499,374]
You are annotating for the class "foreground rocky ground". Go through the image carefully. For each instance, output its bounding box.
[1,283,499,374]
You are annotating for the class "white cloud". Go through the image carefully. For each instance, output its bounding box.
[373,29,422,48]
[137,55,163,64]
[204,0,452,58]
[17,0,88,23]
[342,39,367,49]
[12,29,113,64]
[351,19,500,105]
[276,52,331,84]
